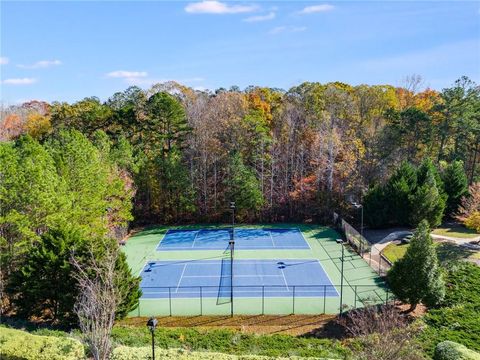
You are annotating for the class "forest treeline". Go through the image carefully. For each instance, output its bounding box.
[1,75,479,229]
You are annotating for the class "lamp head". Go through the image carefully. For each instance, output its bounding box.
[147,317,158,332]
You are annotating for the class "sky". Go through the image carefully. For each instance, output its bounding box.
[0,1,479,104]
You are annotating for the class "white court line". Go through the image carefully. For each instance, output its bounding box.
[191,231,199,248]
[268,230,276,248]
[280,267,290,292]
[185,275,282,278]
[175,264,187,293]
[147,260,319,266]
[296,227,312,250]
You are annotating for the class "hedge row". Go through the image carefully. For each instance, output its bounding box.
[110,346,336,360]
[0,327,84,360]
[434,341,480,360]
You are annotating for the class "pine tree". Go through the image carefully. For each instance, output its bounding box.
[442,161,468,217]
[364,185,389,228]
[388,220,445,311]
[225,151,264,220]
[386,162,417,225]
[408,171,446,227]
[8,225,88,323]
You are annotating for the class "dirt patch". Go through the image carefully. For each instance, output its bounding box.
[118,314,337,336]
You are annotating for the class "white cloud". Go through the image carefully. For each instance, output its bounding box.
[297,4,334,14]
[17,59,62,69]
[0,57,9,65]
[269,26,307,35]
[106,70,148,78]
[185,1,258,14]
[2,78,37,85]
[243,12,275,22]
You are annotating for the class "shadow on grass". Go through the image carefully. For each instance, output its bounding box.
[436,242,476,264]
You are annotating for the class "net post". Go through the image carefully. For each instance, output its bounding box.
[169,287,172,316]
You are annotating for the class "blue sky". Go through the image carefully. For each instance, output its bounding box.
[1,1,479,103]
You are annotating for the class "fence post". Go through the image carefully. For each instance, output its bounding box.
[385,289,389,305]
[292,286,296,314]
[169,287,172,316]
[262,286,265,315]
[354,286,357,308]
[138,299,141,317]
[323,285,326,314]
[200,287,203,315]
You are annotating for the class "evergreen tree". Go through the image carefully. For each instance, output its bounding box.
[9,226,88,323]
[0,136,64,276]
[114,250,142,319]
[386,162,417,225]
[409,171,446,227]
[145,92,191,156]
[388,220,445,311]
[9,226,141,323]
[225,152,264,220]
[442,161,468,217]
[363,184,389,228]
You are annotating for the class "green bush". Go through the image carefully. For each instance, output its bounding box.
[434,341,480,360]
[0,327,84,360]
[111,326,350,358]
[420,263,480,355]
[110,346,336,360]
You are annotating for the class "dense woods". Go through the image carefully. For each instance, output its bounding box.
[1,76,478,228]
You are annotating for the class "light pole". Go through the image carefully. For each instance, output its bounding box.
[336,239,345,315]
[229,201,236,317]
[352,202,364,254]
[147,317,158,360]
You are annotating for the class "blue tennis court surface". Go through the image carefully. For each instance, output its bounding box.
[140,259,338,298]
[156,228,309,251]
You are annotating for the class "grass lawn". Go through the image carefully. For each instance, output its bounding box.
[432,226,479,239]
[381,241,479,264]
[382,243,408,263]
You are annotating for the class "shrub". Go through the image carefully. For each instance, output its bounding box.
[110,326,350,358]
[0,327,84,360]
[110,346,336,360]
[434,341,480,360]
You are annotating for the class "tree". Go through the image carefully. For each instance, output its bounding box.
[442,161,468,217]
[8,226,88,323]
[363,185,389,228]
[386,162,417,225]
[388,220,445,311]
[409,171,446,227]
[456,182,480,223]
[225,152,264,220]
[72,243,140,360]
[8,227,140,325]
[144,91,190,156]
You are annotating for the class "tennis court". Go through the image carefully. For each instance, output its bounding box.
[156,228,310,251]
[140,259,338,298]
[125,225,393,315]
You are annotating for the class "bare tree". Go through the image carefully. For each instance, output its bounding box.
[340,305,424,360]
[71,246,122,360]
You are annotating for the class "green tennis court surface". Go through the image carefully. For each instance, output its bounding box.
[123,224,392,316]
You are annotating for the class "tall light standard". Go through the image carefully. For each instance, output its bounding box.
[229,201,236,317]
[352,202,364,254]
[336,239,345,315]
[147,317,158,360]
